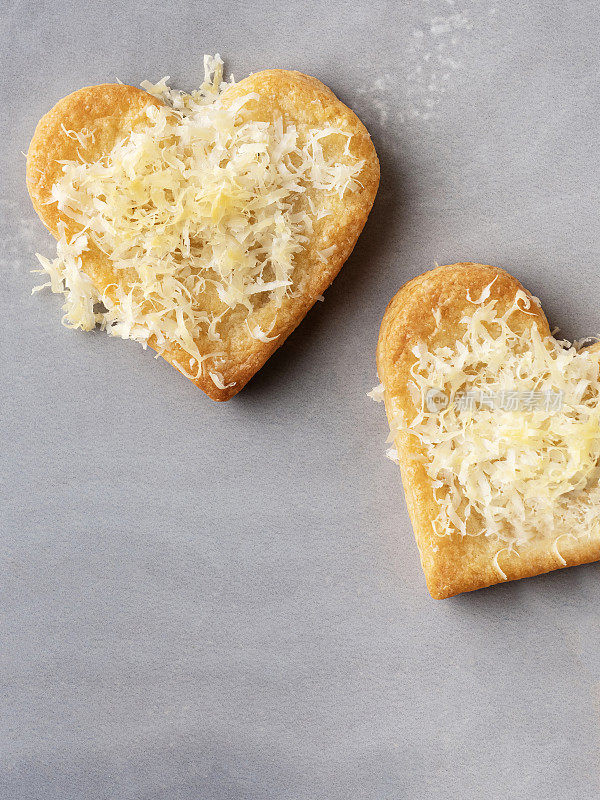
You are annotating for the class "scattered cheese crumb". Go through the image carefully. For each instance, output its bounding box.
[367,383,385,402]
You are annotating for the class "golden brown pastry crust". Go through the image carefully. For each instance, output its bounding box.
[376,263,600,599]
[26,71,379,400]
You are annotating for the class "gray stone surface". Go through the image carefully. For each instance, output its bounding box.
[1,0,599,797]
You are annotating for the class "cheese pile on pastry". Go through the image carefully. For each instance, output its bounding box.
[27,56,379,399]
[393,288,600,547]
[376,262,600,598]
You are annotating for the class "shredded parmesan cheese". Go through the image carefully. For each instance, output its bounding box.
[492,548,509,580]
[33,55,364,376]
[385,289,600,548]
[209,371,236,390]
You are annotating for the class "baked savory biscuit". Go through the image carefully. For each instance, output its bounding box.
[376,262,600,598]
[27,58,379,400]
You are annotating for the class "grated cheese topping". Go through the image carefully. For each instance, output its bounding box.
[383,288,600,549]
[33,55,365,381]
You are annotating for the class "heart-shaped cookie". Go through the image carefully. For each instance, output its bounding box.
[27,62,379,399]
[377,262,600,598]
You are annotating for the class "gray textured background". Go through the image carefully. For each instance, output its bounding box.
[2,0,600,798]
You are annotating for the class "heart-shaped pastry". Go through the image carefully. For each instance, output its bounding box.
[376,262,600,598]
[27,60,379,399]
